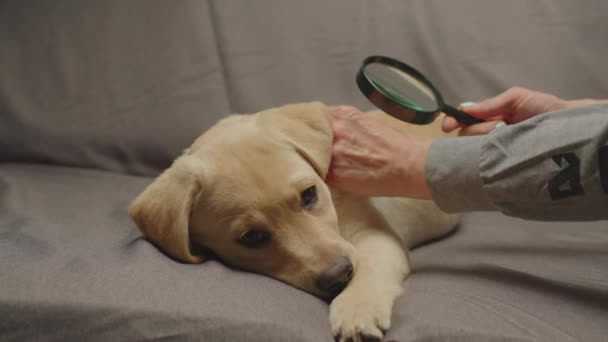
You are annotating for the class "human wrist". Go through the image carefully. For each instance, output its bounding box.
[400,137,433,199]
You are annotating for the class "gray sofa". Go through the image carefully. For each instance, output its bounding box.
[1,1,608,341]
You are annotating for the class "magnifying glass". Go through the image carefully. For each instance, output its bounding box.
[356,55,484,125]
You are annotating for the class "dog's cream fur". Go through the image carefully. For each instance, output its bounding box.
[129,102,459,341]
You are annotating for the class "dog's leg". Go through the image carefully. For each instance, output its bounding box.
[330,195,409,342]
[330,229,408,342]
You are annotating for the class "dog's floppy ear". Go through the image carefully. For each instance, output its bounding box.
[129,155,205,263]
[261,102,333,178]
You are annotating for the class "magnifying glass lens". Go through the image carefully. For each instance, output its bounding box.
[358,56,484,125]
[364,63,439,112]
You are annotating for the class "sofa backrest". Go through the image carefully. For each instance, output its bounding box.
[2,0,607,176]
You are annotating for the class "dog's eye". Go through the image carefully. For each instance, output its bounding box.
[238,230,271,248]
[301,185,317,209]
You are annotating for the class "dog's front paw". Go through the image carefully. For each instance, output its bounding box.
[329,286,395,342]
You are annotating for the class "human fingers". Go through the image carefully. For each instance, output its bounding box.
[329,105,363,120]
[441,115,461,133]
[457,120,507,136]
[442,101,482,132]
[462,87,531,120]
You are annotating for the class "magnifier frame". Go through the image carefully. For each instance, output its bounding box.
[357,55,484,125]
[357,56,444,125]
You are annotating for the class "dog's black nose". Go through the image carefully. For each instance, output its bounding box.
[315,256,354,297]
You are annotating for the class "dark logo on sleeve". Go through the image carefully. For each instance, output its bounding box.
[548,153,584,200]
[600,146,608,194]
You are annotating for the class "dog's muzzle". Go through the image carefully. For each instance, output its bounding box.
[315,256,354,298]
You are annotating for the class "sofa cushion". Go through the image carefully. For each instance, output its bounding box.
[1,163,607,341]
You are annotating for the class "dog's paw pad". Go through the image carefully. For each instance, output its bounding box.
[329,291,392,342]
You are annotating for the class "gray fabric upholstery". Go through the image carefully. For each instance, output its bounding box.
[2,1,607,175]
[0,164,332,341]
[1,1,608,341]
[1,164,607,341]
[0,1,229,176]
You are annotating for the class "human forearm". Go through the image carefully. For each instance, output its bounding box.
[426,104,608,221]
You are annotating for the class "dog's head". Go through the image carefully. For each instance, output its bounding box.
[129,102,356,299]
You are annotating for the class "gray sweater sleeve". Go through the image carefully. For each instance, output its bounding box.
[426,104,608,221]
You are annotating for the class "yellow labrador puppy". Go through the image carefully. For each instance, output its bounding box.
[129,102,458,342]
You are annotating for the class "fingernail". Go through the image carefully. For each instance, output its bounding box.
[459,101,477,109]
[490,121,507,133]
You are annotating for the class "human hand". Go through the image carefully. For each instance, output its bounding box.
[442,87,569,136]
[327,106,432,199]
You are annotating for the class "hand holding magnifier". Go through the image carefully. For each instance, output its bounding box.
[357,56,484,125]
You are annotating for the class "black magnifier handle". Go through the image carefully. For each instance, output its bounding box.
[442,104,485,125]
